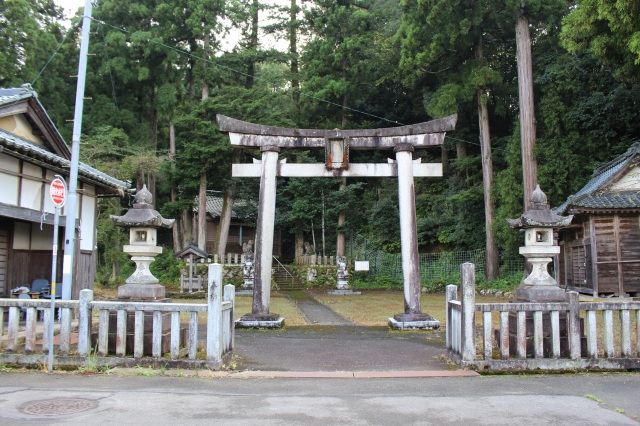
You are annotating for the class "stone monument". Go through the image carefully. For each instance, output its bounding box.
[242,240,255,290]
[328,256,361,295]
[109,185,176,354]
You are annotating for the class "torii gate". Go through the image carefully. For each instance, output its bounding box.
[217,114,457,329]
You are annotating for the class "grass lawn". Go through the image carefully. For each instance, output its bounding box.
[91,285,309,326]
[91,285,506,328]
[312,290,508,327]
[233,292,308,325]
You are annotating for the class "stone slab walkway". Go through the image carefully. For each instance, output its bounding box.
[285,290,354,325]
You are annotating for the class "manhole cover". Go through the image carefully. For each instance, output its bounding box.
[20,398,98,416]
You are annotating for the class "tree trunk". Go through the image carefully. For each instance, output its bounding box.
[295,230,304,262]
[215,186,235,260]
[290,0,300,113]
[197,31,211,252]
[516,7,538,209]
[110,262,117,283]
[336,179,346,257]
[197,173,208,251]
[246,0,259,89]
[181,210,193,246]
[169,122,181,252]
[321,191,326,257]
[476,38,499,281]
[202,32,210,100]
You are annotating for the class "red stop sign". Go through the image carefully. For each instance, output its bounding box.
[50,177,67,207]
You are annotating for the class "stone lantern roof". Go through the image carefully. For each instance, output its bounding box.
[110,185,175,229]
[507,185,573,229]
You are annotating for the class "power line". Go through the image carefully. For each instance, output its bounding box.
[90,16,405,126]
[31,22,78,85]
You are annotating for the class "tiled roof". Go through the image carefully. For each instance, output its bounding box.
[193,192,253,218]
[174,243,210,258]
[0,128,129,192]
[0,85,128,192]
[0,85,68,157]
[556,142,640,214]
[0,86,36,104]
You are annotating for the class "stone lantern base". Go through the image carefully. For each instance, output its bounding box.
[388,313,440,330]
[507,285,585,358]
[513,284,567,303]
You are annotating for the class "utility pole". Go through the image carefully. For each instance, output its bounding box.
[62,0,93,300]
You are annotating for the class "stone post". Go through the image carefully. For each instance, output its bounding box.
[253,145,279,315]
[395,143,421,315]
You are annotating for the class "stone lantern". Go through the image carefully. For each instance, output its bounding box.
[107,185,176,355]
[111,185,175,300]
[507,185,573,302]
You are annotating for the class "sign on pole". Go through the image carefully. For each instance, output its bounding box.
[48,175,66,372]
[50,177,67,208]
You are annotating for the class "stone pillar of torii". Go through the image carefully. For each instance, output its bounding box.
[217,114,457,329]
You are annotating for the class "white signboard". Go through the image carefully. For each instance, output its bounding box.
[354,261,370,272]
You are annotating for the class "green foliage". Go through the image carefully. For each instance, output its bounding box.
[8,0,640,276]
[352,273,402,290]
[150,247,182,286]
[562,0,640,82]
[477,273,522,292]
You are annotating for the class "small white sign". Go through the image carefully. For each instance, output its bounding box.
[354,261,369,271]
[63,255,72,274]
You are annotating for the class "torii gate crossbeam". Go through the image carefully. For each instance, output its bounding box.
[217,114,457,329]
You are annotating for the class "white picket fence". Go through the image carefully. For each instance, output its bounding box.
[447,263,640,371]
[0,264,234,369]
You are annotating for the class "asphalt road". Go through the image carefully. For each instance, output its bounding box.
[0,371,638,424]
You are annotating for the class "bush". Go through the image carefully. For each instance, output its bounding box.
[150,247,182,286]
[477,272,523,292]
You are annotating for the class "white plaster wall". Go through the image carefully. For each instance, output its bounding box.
[31,223,54,250]
[19,178,42,211]
[13,222,30,250]
[0,154,19,205]
[22,162,41,178]
[80,190,96,250]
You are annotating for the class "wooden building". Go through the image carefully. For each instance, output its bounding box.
[195,191,281,257]
[556,142,640,297]
[0,85,128,297]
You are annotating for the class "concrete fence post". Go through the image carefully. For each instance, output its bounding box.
[445,285,457,350]
[224,284,236,351]
[460,263,476,362]
[77,289,93,357]
[568,291,581,360]
[207,263,223,365]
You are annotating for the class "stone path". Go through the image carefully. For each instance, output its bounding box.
[285,290,353,325]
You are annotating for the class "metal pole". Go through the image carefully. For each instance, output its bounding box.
[62,0,93,300]
[48,206,60,372]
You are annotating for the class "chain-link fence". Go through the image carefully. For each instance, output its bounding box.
[347,233,524,284]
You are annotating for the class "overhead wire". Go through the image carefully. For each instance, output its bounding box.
[98,20,124,130]
[89,16,405,126]
[31,13,495,150]
[31,22,78,86]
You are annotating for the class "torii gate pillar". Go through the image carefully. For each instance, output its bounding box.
[218,114,457,330]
